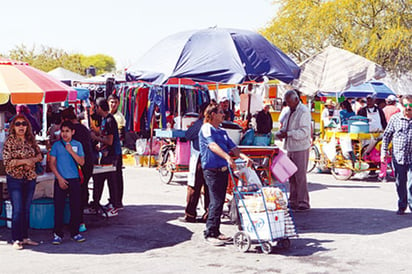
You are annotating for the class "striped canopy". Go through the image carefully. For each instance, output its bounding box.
[0,59,75,104]
[293,46,386,95]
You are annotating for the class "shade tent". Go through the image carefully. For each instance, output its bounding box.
[128,27,300,84]
[340,81,396,99]
[380,72,412,96]
[47,67,86,82]
[293,46,386,95]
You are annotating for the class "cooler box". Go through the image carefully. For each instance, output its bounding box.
[221,121,243,145]
[241,210,285,240]
[30,198,70,229]
[253,133,271,146]
[270,150,298,183]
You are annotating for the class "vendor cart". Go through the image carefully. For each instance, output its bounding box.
[155,129,189,184]
[230,163,297,254]
[308,129,391,180]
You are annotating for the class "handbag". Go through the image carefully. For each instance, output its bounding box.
[61,140,84,184]
[35,162,44,175]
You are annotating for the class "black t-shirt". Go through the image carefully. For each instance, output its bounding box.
[73,123,94,170]
[101,114,121,157]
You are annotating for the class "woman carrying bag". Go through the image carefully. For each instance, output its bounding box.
[2,114,43,250]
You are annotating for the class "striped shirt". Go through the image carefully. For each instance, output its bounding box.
[381,112,412,165]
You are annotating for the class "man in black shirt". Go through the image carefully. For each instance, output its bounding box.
[91,98,123,217]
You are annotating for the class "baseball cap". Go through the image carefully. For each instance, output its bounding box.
[386,95,397,102]
[218,96,229,103]
[366,93,377,99]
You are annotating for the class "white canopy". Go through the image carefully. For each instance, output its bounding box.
[48,67,86,81]
[293,46,386,96]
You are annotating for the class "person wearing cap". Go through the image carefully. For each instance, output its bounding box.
[358,94,387,132]
[321,99,339,128]
[218,97,234,121]
[255,104,273,134]
[381,94,412,215]
[383,95,400,123]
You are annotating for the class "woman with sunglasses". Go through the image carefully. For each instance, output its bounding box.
[2,114,43,250]
[199,103,252,246]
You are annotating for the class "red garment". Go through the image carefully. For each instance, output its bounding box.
[134,87,149,132]
[383,105,400,122]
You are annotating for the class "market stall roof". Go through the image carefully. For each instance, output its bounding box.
[128,27,300,85]
[47,67,86,82]
[380,72,412,96]
[293,46,386,95]
[340,81,396,99]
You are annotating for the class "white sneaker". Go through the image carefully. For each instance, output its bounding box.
[103,203,114,211]
[103,208,119,217]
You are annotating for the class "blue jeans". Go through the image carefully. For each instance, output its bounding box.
[6,176,36,242]
[54,178,81,238]
[203,169,228,238]
[393,161,412,211]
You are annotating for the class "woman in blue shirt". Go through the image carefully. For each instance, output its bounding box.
[339,100,355,126]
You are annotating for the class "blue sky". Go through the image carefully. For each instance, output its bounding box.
[0,0,278,69]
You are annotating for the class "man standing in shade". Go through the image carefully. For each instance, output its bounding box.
[275,90,311,211]
[381,95,412,215]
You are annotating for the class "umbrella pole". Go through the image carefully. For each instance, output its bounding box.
[178,79,182,129]
[42,102,47,139]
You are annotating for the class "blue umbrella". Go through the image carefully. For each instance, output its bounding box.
[340,81,396,99]
[127,27,300,84]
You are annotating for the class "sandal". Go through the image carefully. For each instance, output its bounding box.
[23,238,39,246]
[12,241,23,250]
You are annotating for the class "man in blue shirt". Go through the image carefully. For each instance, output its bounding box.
[381,95,412,215]
[49,120,85,244]
[199,103,252,246]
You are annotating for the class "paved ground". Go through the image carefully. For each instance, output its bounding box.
[1,166,412,274]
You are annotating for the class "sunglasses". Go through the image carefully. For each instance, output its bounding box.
[403,103,412,108]
[15,121,28,127]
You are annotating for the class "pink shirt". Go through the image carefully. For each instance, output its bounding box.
[383,105,400,123]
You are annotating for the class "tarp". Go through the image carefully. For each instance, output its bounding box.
[293,46,386,95]
[128,27,300,84]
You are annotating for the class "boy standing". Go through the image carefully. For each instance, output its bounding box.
[49,121,86,244]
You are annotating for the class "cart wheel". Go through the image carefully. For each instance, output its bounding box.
[277,238,291,250]
[331,166,353,180]
[307,145,319,173]
[261,242,272,254]
[158,150,174,184]
[233,231,251,253]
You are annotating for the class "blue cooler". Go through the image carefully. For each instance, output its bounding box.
[348,116,369,133]
[253,133,271,146]
[30,198,70,229]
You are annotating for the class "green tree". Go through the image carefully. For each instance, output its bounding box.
[261,0,411,74]
[6,45,116,75]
